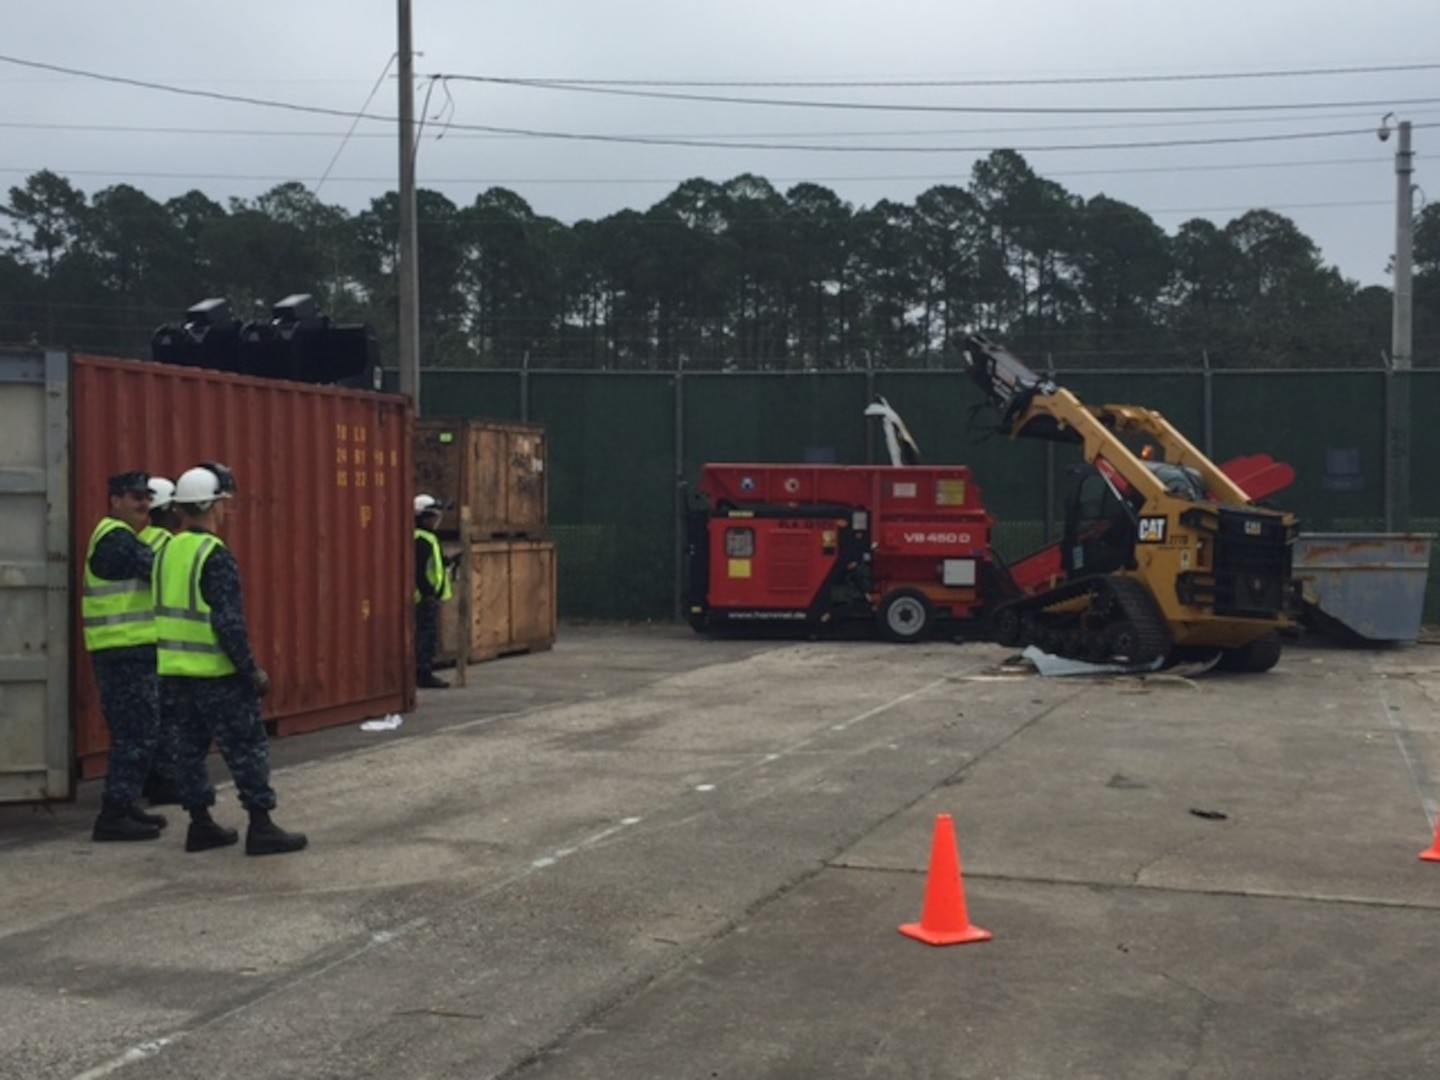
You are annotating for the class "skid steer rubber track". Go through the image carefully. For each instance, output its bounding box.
[1099,576,1172,666]
[993,575,1171,667]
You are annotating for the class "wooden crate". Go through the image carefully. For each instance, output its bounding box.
[414,419,547,538]
[438,539,557,665]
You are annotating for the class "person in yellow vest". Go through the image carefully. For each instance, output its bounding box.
[414,494,454,689]
[138,475,183,808]
[83,471,168,842]
[155,465,307,856]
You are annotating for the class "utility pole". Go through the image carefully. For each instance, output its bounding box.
[1382,115,1414,531]
[1392,119,1414,374]
[397,0,421,413]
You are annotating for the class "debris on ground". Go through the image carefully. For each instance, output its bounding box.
[1023,646,1166,679]
[964,653,1038,680]
[359,713,404,732]
[1189,808,1229,821]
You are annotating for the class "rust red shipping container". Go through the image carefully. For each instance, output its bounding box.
[71,354,416,777]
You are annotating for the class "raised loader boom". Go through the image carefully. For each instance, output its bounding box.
[961,333,1250,507]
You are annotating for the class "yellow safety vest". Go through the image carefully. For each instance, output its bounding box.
[139,524,172,552]
[82,517,156,652]
[414,528,454,604]
[154,532,238,678]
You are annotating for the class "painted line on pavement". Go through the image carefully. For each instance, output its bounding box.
[1381,684,1438,826]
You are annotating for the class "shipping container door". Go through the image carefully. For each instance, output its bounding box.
[0,350,71,801]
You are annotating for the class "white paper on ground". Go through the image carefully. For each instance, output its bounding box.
[1022,645,1166,678]
[359,713,404,732]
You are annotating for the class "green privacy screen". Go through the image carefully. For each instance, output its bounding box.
[530,374,677,619]
[407,367,1439,622]
[1213,371,1388,528]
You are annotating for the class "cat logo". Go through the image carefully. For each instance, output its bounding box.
[1137,516,1167,543]
[1244,519,1263,536]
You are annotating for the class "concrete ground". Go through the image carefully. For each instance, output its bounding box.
[3,624,1440,1080]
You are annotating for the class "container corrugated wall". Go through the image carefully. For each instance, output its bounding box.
[71,354,415,777]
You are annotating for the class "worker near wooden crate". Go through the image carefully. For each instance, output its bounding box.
[82,470,170,842]
[155,464,307,856]
[414,493,454,689]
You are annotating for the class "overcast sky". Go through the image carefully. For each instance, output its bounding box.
[3,1,1435,287]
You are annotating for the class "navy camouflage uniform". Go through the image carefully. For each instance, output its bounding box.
[414,527,446,680]
[164,529,277,813]
[88,527,160,817]
[139,524,180,803]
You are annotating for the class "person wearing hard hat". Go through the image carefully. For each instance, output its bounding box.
[139,476,180,552]
[414,494,453,689]
[137,475,184,808]
[82,471,168,842]
[155,464,307,856]
[198,459,238,498]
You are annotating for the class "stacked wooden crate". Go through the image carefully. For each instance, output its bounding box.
[414,419,556,664]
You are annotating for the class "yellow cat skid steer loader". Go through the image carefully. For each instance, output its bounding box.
[961,334,1300,672]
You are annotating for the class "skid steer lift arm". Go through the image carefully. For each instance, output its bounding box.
[960,334,1251,508]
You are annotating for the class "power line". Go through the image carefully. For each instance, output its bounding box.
[1050,158,1379,179]
[1146,199,1387,214]
[0,162,1391,187]
[448,74,1440,117]
[8,106,1440,141]
[3,60,1433,92]
[0,166,1393,221]
[8,124,1434,156]
[458,62,1440,89]
[1,52,1437,154]
[0,53,371,120]
[312,53,396,197]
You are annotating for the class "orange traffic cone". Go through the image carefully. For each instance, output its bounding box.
[1420,816,1440,862]
[899,813,992,946]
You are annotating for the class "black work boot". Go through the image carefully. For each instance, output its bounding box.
[185,809,239,853]
[128,805,168,830]
[245,810,308,856]
[417,672,449,689]
[93,809,161,842]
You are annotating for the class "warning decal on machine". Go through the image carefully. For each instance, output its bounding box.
[935,479,966,506]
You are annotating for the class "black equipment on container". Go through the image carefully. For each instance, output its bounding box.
[321,323,384,390]
[150,298,244,373]
[239,293,383,389]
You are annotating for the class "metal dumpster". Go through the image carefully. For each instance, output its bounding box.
[1292,533,1435,643]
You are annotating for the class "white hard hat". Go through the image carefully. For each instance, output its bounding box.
[414,494,441,515]
[173,465,232,508]
[147,476,175,509]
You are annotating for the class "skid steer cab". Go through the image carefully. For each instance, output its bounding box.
[686,463,996,642]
